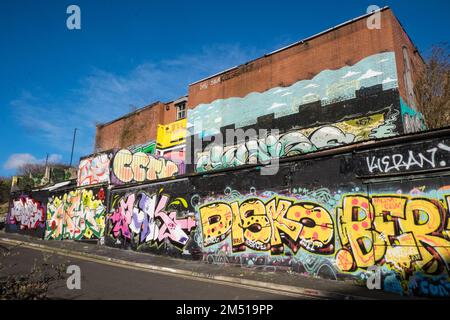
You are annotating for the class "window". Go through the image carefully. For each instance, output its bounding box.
[176,102,186,120]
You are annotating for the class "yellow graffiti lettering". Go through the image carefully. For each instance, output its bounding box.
[200,196,335,254]
[112,149,133,183]
[112,149,179,183]
[336,194,450,276]
[239,199,271,250]
[199,202,232,246]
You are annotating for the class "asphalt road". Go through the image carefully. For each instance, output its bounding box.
[0,243,310,300]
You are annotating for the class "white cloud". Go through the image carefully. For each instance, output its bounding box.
[10,44,260,159]
[382,77,397,84]
[47,154,63,163]
[3,153,62,170]
[358,69,383,80]
[342,71,360,79]
[304,83,319,89]
[272,88,288,94]
[268,102,287,110]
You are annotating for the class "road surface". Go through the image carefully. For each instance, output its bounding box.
[0,243,311,300]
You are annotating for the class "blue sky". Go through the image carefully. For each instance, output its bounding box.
[0,0,449,177]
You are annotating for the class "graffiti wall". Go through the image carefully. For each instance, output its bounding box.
[186,52,405,173]
[44,187,107,240]
[185,133,450,297]
[401,98,426,134]
[105,180,200,258]
[129,140,156,154]
[338,180,450,297]
[356,138,450,176]
[78,153,111,186]
[155,119,187,172]
[195,111,397,172]
[5,191,48,238]
[111,149,185,185]
[102,133,450,297]
[156,146,186,166]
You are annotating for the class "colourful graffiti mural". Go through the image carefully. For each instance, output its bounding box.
[106,190,197,250]
[8,196,46,230]
[197,184,450,297]
[111,149,183,184]
[188,51,402,173]
[77,153,110,186]
[129,140,156,154]
[187,52,398,137]
[335,194,450,275]
[401,98,426,134]
[45,188,106,240]
[199,196,334,254]
[157,146,186,166]
[195,112,398,172]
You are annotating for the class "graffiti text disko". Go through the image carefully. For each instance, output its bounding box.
[199,194,450,275]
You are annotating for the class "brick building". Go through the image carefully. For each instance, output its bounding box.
[93,7,425,175]
[185,7,426,173]
[94,96,188,153]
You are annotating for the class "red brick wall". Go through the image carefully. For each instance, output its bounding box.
[187,9,403,108]
[95,102,165,152]
[94,8,423,153]
[388,9,425,108]
[94,99,191,152]
[162,101,178,124]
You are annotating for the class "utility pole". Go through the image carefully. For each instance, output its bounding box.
[69,128,78,167]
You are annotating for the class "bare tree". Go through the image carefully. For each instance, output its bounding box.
[16,163,47,177]
[15,162,75,190]
[16,162,72,177]
[414,43,450,129]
